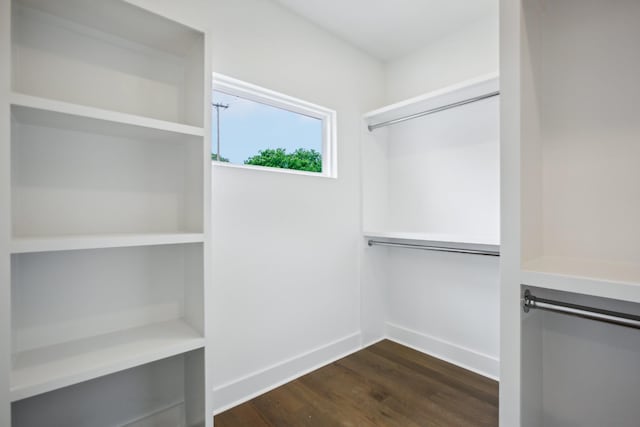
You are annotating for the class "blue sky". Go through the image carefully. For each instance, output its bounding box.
[212,91,322,164]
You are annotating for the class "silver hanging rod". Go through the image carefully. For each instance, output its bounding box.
[368,91,500,132]
[523,290,640,330]
[367,240,500,257]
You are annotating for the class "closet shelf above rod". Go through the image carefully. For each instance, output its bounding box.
[367,240,500,257]
[367,91,500,131]
[522,290,640,330]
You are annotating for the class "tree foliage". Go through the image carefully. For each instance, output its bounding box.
[211,153,230,162]
[244,148,322,172]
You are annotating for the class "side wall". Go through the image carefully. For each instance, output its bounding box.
[209,0,385,413]
[385,15,499,103]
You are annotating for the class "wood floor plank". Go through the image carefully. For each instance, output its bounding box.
[358,345,498,426]
[372,341,498,403]
[214,340,499,426]
[299,361,423,427]
[339,350,480,426]
[214,401,273,427]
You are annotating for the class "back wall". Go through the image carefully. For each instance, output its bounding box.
[209,0,385,412]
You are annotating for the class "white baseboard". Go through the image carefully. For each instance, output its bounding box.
[213,327,498,415]
[360,334,386,349]
[212,332,361,414]
[385,322,499,380]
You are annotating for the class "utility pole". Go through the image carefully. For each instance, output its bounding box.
[212,102,229,161]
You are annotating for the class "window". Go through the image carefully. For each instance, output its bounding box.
[211,74,337,177]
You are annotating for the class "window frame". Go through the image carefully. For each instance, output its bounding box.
[211,73,337,178]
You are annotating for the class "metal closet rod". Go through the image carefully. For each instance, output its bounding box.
[523,290,640,330]
[368,91,500,131]
[367,240,500,257]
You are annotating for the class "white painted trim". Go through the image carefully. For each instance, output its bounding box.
[212,160,336,180]
[360,336,386,349]
[212,333,361,414]
[213,329,498,416]
[211,73,338,178]
[385,322,499,381]
[212,73,334,118]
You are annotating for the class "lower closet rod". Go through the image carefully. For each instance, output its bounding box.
[367,240,500,257]
[523,290,640,330]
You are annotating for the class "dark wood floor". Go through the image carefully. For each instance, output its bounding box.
[214,340,498,426]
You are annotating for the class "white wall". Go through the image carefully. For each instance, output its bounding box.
[209,0,385,413]
[386,250,500,377]
[385,96,500,238]
[371,11,501,379]
[209,0,499,412]
[385,15,499,104]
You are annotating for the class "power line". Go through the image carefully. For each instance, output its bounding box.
[212,103,229,161]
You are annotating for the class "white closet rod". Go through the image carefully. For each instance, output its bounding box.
[368,91,500,131]
[367,240,500,257]
[523,290,640,330]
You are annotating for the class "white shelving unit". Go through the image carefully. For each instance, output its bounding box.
[362,74,500,249]
[11,100,204,238]
[1,0,211,426]
[359,76,502,376]
[501,0,640,425]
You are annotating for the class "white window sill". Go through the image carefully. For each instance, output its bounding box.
[212,161,337,179]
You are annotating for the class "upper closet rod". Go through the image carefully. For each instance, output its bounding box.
[368,91,500,131]
[367,240,500,257]
[523,290,640,330]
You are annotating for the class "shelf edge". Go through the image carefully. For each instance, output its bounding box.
[9,320,206,402]
[521,268,640,304]
[10,233,205,254]
[9,93,205,137]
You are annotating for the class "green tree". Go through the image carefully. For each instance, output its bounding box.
[212,153,230,162]
[244,148,322,172]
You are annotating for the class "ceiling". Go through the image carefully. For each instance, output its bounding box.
[272,0,497,62]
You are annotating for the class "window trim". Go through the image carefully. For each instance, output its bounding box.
[212,73,337,178]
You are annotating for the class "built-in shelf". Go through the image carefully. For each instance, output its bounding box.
[10,93,204,138]
[364,230,500,252]
[11,233,205,254]
[362,76,500,250]
[364,73,499,129]
[522,256,640,303]
[3,0,211,424]
[10,319,204,402]
[13,0,204,56]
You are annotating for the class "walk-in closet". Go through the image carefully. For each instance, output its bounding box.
[1,0,637,426]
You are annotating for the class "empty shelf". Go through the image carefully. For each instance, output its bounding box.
[11,319,205,401]
[522,256,640,303]
[11,233,205,253]
[10,93,204,137]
